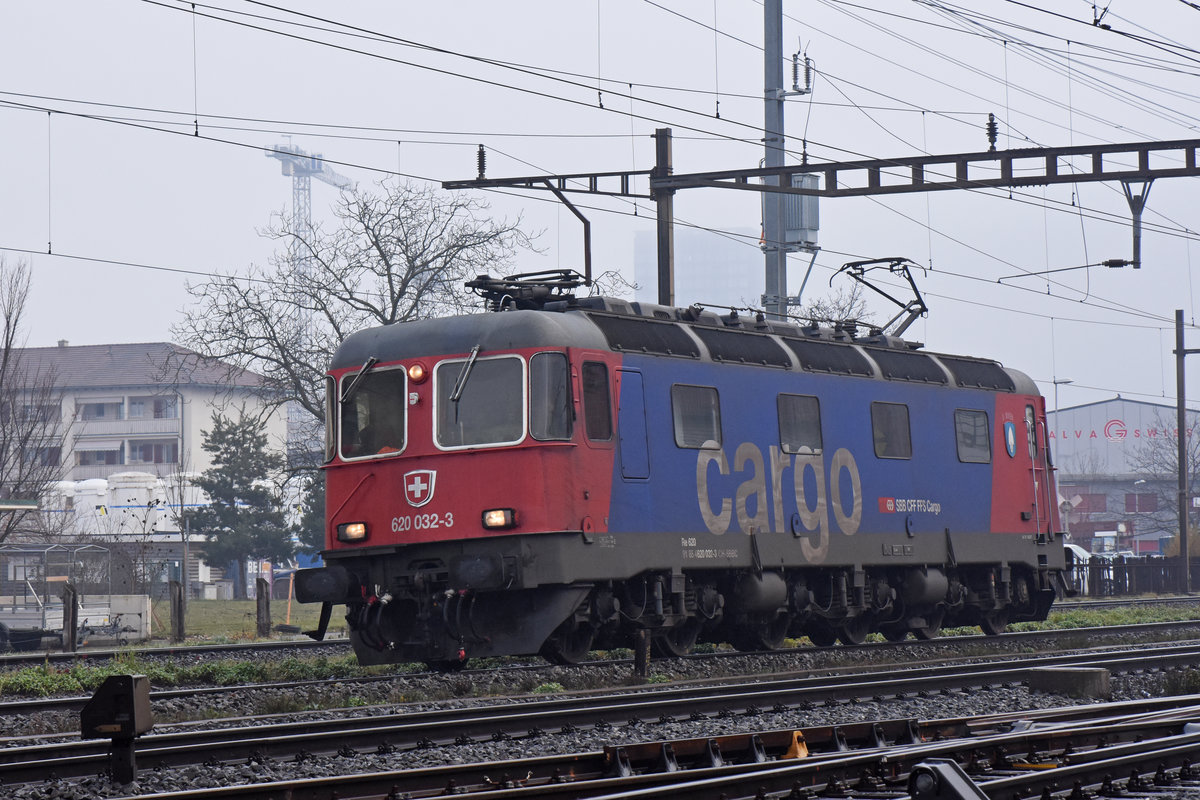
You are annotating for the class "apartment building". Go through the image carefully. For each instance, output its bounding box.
[20,341,286,482]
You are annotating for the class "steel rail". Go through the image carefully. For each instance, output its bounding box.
[8,643,1200,787]
[2,599,1196,671]
[93,703,1200,800]
[5,618,1200,721]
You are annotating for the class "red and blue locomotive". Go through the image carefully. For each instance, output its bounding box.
[296,272,1069,666]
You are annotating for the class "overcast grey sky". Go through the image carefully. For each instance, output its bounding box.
[1,1,1198,410]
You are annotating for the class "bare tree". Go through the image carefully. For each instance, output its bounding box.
[173,180,537,429]
[797,281,874,327]
[1125,410,1200,555]
[0,259,68,543]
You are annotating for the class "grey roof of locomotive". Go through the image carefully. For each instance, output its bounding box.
[330,297,1038,397]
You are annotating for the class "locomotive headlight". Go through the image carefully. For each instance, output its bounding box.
[481,508,518,530]
[336,522,368,542]
[407,363,428,383]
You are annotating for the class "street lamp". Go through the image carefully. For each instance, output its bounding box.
[1052,378,1073,417]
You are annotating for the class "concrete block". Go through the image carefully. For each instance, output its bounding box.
[1028,666,1110,699]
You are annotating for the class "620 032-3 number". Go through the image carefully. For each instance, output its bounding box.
[391,513,454,532]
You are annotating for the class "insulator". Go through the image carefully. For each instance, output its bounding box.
[792,53,801,92]
[476,144,486,180]
[986,113,999,151]
[804,57,813,92]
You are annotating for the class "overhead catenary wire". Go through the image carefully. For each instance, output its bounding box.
[3,80,1196,334]
[14,2,1195,350]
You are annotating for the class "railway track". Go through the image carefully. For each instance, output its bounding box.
[1,594,1195,671]
[4,617,1200,720]
[0,634,353,669]
[91,695,1200,799]
[7,641,1200,791]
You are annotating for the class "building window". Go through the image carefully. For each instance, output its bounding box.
[24,446,61,467]
[1125,493,1158,513]
[1077,493,1108,513]
[128,441,178,464]
[778,394,822,454]
[79,402,123,421]
[672,385,721,449]
[153,398,177,419]
[871,402,912,459]
[21,404,59,423]
[954,409,991,464]
[128,396,178,420]
[77,449,122,466]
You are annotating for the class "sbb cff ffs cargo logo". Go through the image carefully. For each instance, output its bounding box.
[404,470,436,507]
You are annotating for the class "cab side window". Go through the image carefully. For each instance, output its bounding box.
[778,394,822,454]
[581,362,612,441]
[954,409,991,463]
[672,385,721,449]
[871,401,912,459]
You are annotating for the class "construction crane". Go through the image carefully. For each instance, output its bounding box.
[265,142,352,327]
[266,142,352,465]
[266,142,353,268]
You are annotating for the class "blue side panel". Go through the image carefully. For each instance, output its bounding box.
[617,369,650,479]
[606,355,996,543]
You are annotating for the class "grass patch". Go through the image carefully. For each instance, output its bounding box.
[0,649,386,699]
[1013,603,1200,632]
[151,598,343,642]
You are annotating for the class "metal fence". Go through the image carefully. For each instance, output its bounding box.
[0,543,113,637]
[1067,555,1191,597]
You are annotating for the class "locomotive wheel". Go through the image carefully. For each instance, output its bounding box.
[836,616,871,645]
[979,609,1009,636]
[805,621,838,647]
[730,613,791,652]
[540,620,596,665]
[651,618,702,658]
[913,609,945,640]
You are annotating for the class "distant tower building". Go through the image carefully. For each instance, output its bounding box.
[633,227,762,308]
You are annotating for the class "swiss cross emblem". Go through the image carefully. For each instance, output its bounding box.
[403,470,436,508]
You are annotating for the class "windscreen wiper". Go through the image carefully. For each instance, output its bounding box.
[340,356,378,405]
[449,345,481,404]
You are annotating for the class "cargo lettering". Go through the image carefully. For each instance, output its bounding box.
[697,442,862,558]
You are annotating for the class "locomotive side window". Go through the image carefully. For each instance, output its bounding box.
[323,376,336,463]
[1025,404,1037,458]
[582,361,612,441]
[778,394,822,454]
[672,384,722,449]
[339,368,407,459]
[871,401,912,459]
[435,355,525,448]
[530,352,572,441]
[954,409,991,463]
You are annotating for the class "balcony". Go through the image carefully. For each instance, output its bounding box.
[68,463,177,481]
[75,418,181,437]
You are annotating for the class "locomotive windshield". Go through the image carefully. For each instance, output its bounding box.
[436,355,525,448]
[339,367,407,459]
